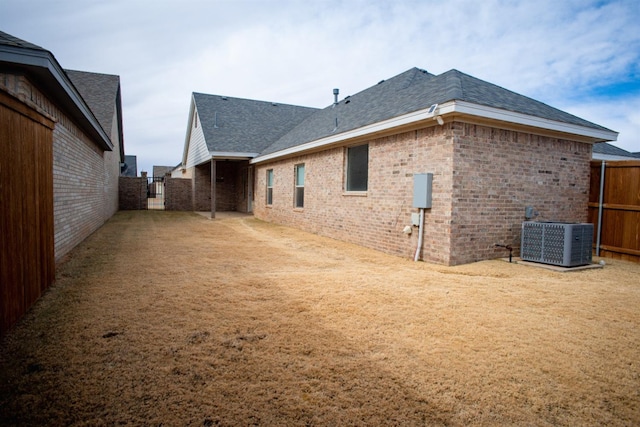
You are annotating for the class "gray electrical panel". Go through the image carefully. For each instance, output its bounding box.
[413,173,433,208]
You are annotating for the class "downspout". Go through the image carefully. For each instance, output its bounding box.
[596,160,606,256]
[414,208,425,262]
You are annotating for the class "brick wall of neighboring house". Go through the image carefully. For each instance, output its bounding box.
[1,73,121,261]
[253,121,593,265]
[119,177,148,210]
[165,178,193,211]
[448,123,592,264]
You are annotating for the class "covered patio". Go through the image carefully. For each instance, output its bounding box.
[192,158,254,218]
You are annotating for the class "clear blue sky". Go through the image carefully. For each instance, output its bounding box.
[2,0,639,174]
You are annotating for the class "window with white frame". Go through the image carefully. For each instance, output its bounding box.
[266,169,274,205]
[294,164,305,208]
[346,144,368,191]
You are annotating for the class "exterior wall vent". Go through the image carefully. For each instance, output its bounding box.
[521,222,593,267]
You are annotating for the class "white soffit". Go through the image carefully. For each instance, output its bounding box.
[211,152,260,159]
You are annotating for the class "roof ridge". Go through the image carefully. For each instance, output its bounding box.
[193,92,317,110]
[440,69,465,100]
[65,68,120,79]
[399,67,422,89]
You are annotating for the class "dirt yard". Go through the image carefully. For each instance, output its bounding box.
[1,211,639,426]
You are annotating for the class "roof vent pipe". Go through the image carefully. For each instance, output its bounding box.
[333,88,339,106]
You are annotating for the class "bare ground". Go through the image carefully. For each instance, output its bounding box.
[1,210,639,426]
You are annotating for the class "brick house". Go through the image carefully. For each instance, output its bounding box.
[181,67,617,265]
[0,31,124,334]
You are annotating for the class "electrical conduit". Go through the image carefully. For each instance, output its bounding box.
[414,208,424,262]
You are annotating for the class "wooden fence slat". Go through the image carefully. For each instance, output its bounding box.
[588,203,640,212]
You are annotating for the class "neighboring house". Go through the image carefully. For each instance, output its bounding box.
[592,142,639,160]
[153,165,174,178]
[181,67,617,266]
[0,30,124,334]
[170,162,183,178]
[121,154,138,177]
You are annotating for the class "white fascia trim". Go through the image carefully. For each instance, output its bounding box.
[251,105,439,164]
[448,100,618,142]
[182,97,195,167]
[250,99,618,164]
[211,152,260,160]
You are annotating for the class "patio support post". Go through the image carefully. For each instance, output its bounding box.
[211,158,216,219]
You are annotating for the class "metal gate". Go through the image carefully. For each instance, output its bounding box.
[147,176,165,210]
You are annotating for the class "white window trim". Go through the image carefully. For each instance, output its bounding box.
[294,164,305,209]
[266,169,273,206]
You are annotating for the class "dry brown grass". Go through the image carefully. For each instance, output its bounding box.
[1,210,639,426]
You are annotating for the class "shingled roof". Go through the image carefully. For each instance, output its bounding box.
[65,70,122,142]
[0,30,45,50]
[65,70,125,161]
[593,142,639,158]
[193,93,318,155]
[259,67,614,157]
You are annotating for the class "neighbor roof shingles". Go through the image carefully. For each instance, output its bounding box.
[0,30,46,50]
[65,69,120,141]
[592,142,635,157]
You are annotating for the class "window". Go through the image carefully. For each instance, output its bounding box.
[294,164,305,208]
[266,169,274,205]
[346,144,368,191]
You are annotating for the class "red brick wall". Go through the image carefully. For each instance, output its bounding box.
[254,121,592,265]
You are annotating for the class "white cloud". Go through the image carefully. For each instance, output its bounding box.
[564,94,640,153]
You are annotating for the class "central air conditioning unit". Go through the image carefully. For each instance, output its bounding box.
[521,222,593,267]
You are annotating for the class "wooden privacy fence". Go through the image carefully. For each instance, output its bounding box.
[1,91,56,336]
[588,160,640,263]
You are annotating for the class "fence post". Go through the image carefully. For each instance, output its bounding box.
[596,161,605,257]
